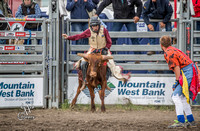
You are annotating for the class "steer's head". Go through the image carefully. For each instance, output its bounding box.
[77,53,113,78]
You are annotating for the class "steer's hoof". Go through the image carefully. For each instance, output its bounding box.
[70,104,75,109]
[101,106,106,112]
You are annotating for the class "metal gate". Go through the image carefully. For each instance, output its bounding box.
[0,18,48,108]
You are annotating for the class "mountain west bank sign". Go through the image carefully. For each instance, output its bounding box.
[68,77,174,105]
[0,78,43,108]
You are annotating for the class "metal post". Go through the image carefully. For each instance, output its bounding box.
[178,0,185,52]
[191,18,194,61]
[61,17,65,104]
[48,0,53,108]
[66,19,70,100]
[42,19,47,108]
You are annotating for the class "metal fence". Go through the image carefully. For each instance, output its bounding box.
[0,18,48,108]
[65,19,177,77]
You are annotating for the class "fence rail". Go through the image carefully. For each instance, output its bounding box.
[66,19,178,77]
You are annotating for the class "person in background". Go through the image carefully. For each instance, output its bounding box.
[0,0,12,17]
[15,0,42,45]
[160,35,198,129]
[95,0,142,55]
[92,0,99,10]
[0,0,12,44]
[66,0,95,45]
[143,0,173,55]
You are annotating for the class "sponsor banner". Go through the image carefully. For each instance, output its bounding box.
[8,22,26,31]
[15,46,25,50]
[0,32,5,37]
[6,32,15,37]
[68,77,174,105]
[4,46,15,50]
[25,46,35,50]
[137,22,148,32]
[0,78,43,107]
[15,32,26,37]
[26,33,36,37]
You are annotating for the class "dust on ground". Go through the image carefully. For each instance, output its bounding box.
[0,106,199,131]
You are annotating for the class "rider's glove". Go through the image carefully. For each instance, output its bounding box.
[102,47,108,55]
[172,80,179,89]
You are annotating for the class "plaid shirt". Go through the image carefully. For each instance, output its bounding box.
[15,3,41,18]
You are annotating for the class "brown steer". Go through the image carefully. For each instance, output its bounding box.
[71,53,113,112]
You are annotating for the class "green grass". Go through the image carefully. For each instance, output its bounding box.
[61,99,70,109]
[60,99,176,111]
[61,99,200,111]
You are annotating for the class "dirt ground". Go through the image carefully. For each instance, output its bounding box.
[0,106,200,131]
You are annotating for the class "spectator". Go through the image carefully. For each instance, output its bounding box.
[160,36,198,129]
[192,0,200,48]
[92,0,99,10]
[95,0,143,54]
[15,0,42,44]
[63,16,130,88]
[0,0,12,17]
[66,0,95,45]
[143,0,173,55]
[0,0,12,44]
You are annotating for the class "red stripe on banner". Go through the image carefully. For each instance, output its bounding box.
[25,18,36,21]
[15,32,26,37]
[0,32,5,36]
[4,46,15,50]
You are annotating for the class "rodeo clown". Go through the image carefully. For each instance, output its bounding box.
[63,16,131,89]
[160,36,199,128]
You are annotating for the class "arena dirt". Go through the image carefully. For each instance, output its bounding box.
[0,107,199,131]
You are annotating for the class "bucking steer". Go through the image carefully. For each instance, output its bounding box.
[71,53,113,112]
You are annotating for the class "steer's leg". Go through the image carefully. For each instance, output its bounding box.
[70,78,82,108]
[88,85,95,112]
[100,82,106,112]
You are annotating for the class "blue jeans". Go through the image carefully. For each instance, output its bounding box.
[71,22,88,45]
[111,22,139,45]
[172,64,195,97]
[148,22,172,45]
[196,21,200,44]
[111,22,140,54]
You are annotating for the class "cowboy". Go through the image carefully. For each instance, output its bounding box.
[63,16,130,89]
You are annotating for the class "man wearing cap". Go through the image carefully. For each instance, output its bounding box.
[15,0,41,45]
[63,16,130,88]
[15,0,41,29]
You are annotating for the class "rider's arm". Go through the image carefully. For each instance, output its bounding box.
[67,29,91,40]
[104,28,112,49]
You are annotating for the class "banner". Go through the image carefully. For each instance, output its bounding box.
[68,77,174,105]
[0,78,43,108]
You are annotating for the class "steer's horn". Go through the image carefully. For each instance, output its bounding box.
[102,55,113,60]
[77,53,88,59]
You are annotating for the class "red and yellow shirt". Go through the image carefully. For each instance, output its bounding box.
[164,46,193,70]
